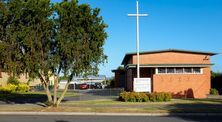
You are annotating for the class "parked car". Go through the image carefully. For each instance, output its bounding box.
[95,83,105,89]
[80,84,89,89]
[85,82,95,89]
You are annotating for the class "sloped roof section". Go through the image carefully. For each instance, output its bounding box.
[121,49,217,65]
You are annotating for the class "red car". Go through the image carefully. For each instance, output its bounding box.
[80,84,89,89]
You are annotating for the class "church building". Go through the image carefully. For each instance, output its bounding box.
[112,49,216,98]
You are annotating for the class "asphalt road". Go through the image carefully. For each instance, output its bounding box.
[0,115,222,122]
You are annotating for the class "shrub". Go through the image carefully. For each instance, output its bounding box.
[119,91,130,102]
[7,77,20,85]
[135,92,145,102]
[17,84,29,93]
[163,92,172,101]
[141,93,149,102]
[210,88,219,95]
[148,93,156,102]
[156,92,165,101]
[0,83,29,94]
[128,92,136,102]
[119,91,172,102]
[0,84,17,93]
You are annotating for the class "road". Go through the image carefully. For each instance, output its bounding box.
[0,115,222,122]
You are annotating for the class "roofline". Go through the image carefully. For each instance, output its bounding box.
[125,63,214,69]
[121,49,217,65]
[112,69,125,73]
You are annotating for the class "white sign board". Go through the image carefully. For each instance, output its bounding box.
[133,78,151,92]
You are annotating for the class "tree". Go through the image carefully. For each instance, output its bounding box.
[0,0,56,103]
[0,0,107,107]
[53,0,107,106]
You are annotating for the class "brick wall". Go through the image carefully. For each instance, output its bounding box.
[153,67,211,98]
[132,52,210,64]
[127,52,212,98]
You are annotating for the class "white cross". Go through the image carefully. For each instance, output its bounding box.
[128,0,148,78]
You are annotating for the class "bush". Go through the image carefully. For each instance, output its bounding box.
[128,92,136,102]
[7,77,20,85]
[141,93,149,102]
[210,88,219,95]
[163,92,172,101]
[119,91,130,102]
[0,83,29,94]
[119,91,172,102]
[135,92,145,102]
[0,84,17,93]
[17,84,29,92]
[148,93,156,102]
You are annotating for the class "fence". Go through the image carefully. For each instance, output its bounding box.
[63,88,124,101]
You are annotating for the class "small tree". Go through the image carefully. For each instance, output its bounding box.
[53,0,107,106]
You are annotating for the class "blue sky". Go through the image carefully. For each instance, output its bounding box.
[53,0,222,77]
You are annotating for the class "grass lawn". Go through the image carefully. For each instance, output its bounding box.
[56,98,222,113]
[1,96,222,113]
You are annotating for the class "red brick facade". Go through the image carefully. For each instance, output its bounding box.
[113,49,216,98]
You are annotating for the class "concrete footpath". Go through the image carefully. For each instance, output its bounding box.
[0,112,222,116]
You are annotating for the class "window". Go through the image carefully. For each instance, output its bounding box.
[158,68,166,74]
[176,68,183,73]
[167,68,175,73]
[157,67,202,74]
[193,68,201,74]
[184,68,192,73]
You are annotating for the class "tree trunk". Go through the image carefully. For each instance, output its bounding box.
[56,81,70,106]
[53,76,58,106]
[43,82,53,103]
[38,73,53,104]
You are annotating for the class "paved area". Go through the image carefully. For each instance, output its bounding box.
[0,115,222,122]
[0,89,123,105]
[64,89,122,101]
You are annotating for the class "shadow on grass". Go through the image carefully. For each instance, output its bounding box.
[166,98,222,122]
[55,120,69,122]
[0,92,47,106]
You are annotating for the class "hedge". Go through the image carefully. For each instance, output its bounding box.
[119,91,172,102]
[0,83,29,94]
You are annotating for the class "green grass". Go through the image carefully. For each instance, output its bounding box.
[1,93,222,113]
[59,98,222,113]
[63,98,222,106]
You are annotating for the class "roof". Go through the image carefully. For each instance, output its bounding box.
[121,49,217,65]
[72,75,106,80]
[126,64,214,68]
[112,69,125,73]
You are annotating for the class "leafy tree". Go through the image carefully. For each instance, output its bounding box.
[0,0,25,77]
[53,0,107,106]
[0,0,107,107]
[0,0,55,103]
